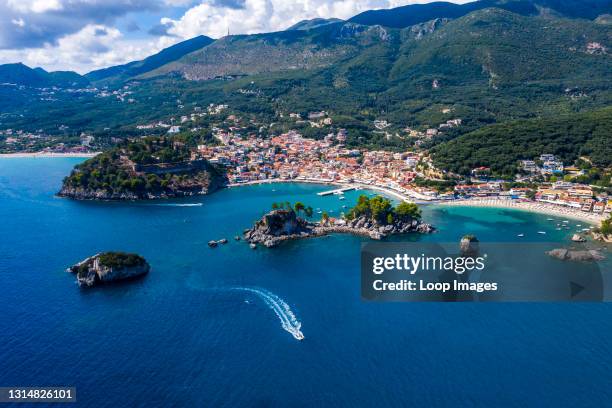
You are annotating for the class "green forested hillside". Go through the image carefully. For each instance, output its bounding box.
[0,5,610,157]
[431,107,612,177]
[349,0,612,28]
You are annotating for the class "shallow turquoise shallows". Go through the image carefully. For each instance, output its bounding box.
[1,158,611,407]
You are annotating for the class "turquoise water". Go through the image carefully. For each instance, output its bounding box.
[1,158,611,407]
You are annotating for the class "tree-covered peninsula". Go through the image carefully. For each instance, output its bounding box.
[58,136,226,200]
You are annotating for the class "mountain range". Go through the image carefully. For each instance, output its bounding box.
[349,0,612,27]
[0,63,89,88]
[2,0,609,86]
[0,0,610,175]
[85,35,214,84]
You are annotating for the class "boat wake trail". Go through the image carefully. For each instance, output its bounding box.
[149,203,203,207]
[232,287,304,341]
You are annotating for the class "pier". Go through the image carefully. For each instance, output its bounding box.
[317,186,356,196]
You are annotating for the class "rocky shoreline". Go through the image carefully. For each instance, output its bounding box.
[243,208,433,248]
[592,232,612,243]
[58,180,224,200]
[58,170,226,201]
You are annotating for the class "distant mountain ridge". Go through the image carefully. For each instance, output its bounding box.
[0,63,88,87]
[349,0,612,28]
[139,22,386,81]
[85,35,214,83]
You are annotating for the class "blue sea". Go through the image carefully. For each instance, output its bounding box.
[1,158,611,407]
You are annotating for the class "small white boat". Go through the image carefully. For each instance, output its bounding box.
[538,231,546,235]
[517,234,524,237]
[547,218,554,221]
[339,196,345,200]
[562,221,569,224]
[576,224,582,227]
[317,210,322,214]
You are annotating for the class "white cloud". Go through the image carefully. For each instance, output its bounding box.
[0,0,161,49]
[6,0,63,14]
[11,18,26,27]
[0,24,178,74]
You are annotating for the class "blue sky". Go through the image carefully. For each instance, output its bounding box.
[0,0,471,73]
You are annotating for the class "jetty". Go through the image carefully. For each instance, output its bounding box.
[317,186,355,196]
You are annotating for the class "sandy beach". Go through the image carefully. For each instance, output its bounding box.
[435,198,606,226]
[0,152,100,158]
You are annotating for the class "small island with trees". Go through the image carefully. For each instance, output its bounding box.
[58,136,226,200]
[67,252,151,287]
[244,195,433,248]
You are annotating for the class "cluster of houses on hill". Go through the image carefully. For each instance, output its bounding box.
[195,129,445,200]
[0,128,96,154]
[521,154,566,175]
[404,118,463,142]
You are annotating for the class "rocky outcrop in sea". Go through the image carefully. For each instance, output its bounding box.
[67,252,150,287]
[546,248,605,262]
[243,209,433,248]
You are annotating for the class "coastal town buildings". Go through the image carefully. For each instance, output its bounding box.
[195,129,437,199]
